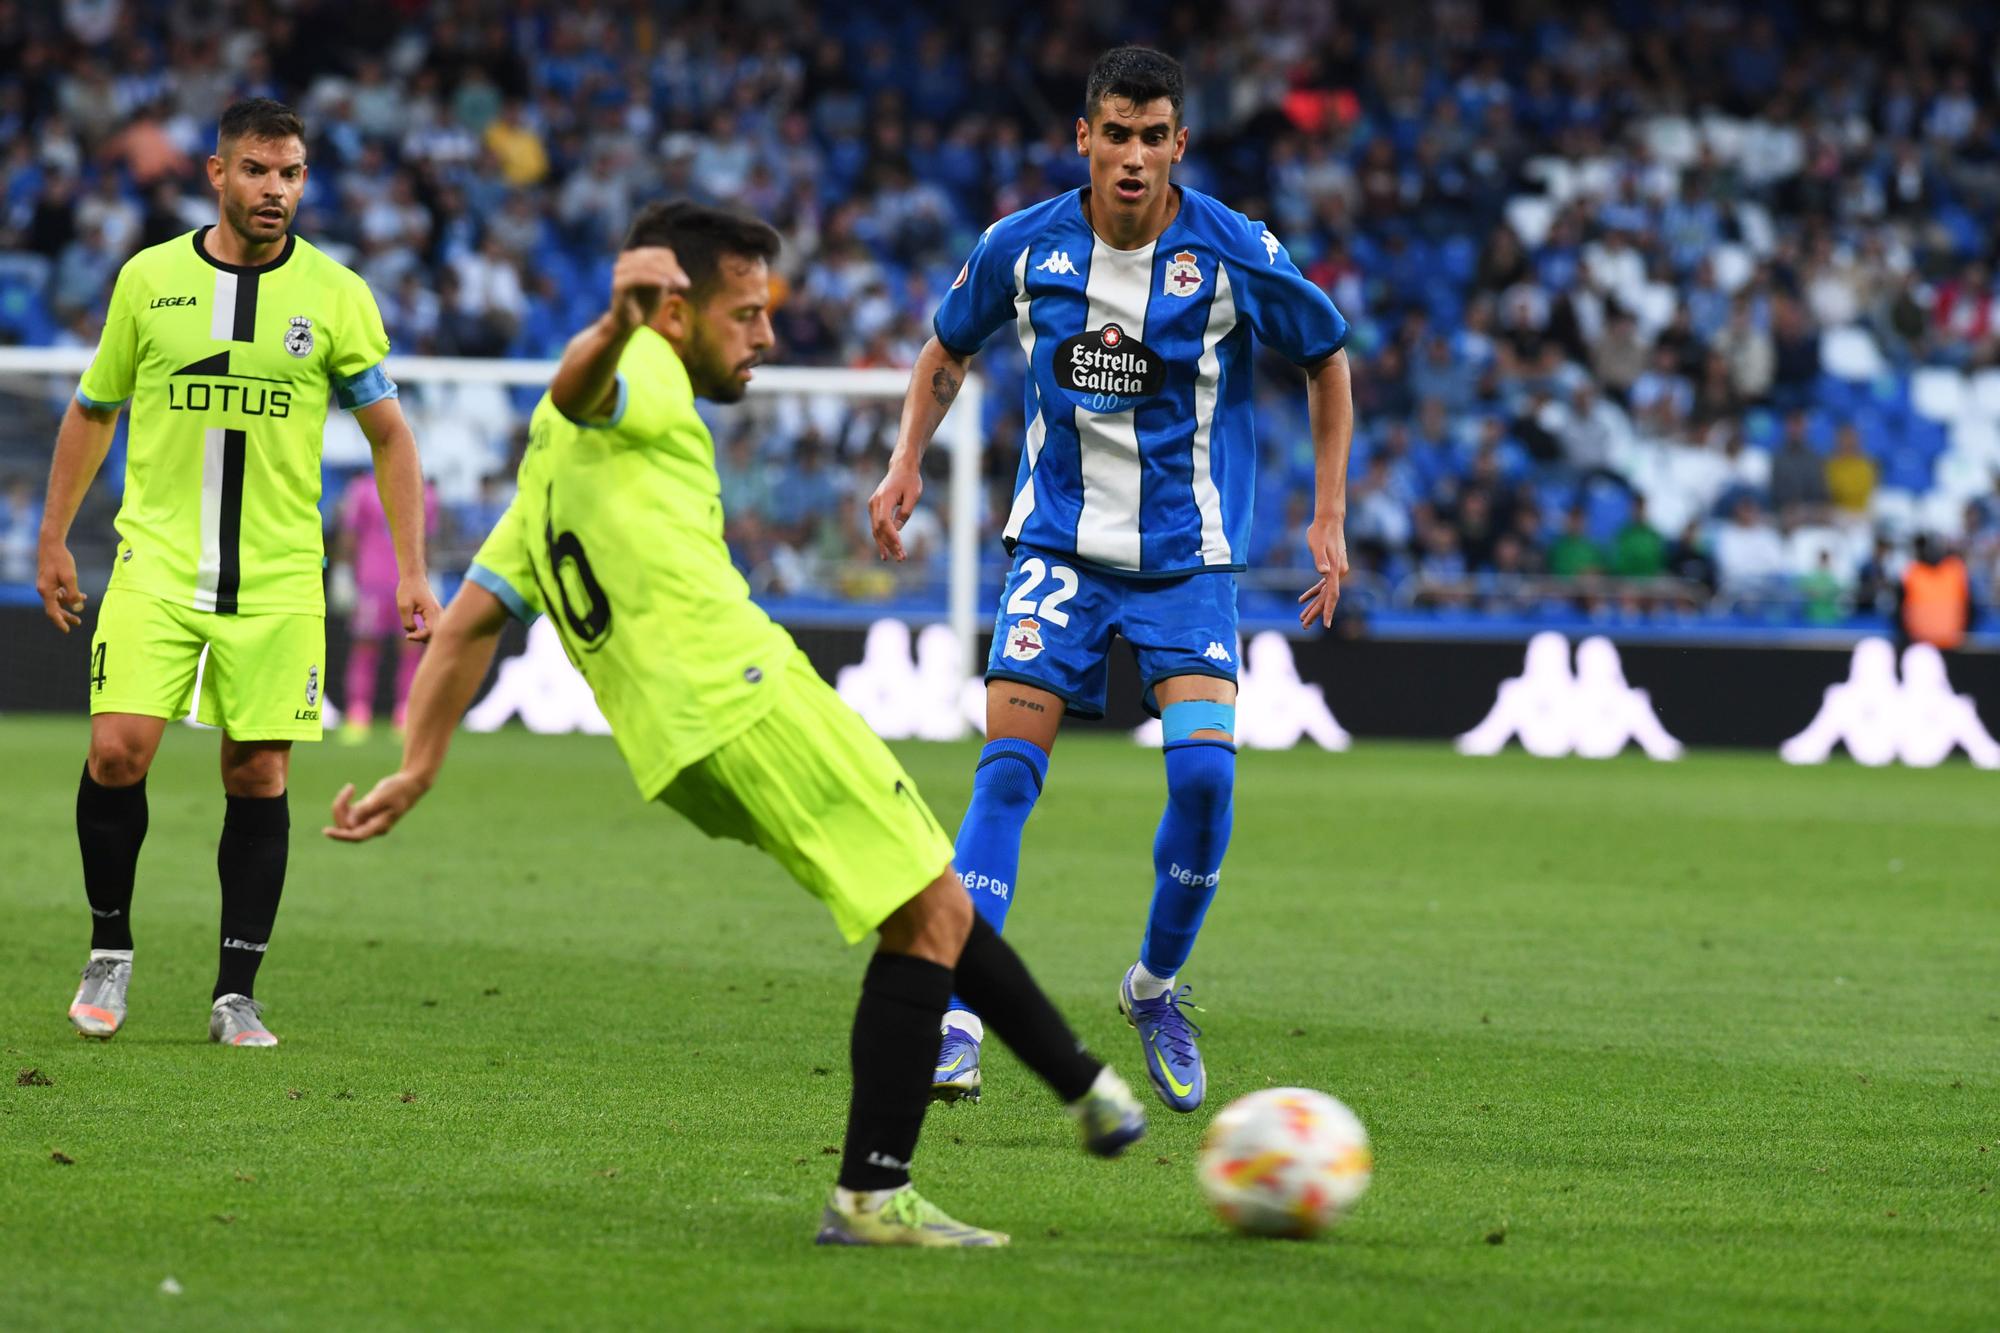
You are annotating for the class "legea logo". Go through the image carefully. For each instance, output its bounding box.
[1456,633,1684,761]
[1781,639,1999,768]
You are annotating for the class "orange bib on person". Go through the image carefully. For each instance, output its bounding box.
[1903,557,1970,649]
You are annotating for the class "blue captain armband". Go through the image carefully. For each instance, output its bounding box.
[466,563,538,624]
[334,363,399,410]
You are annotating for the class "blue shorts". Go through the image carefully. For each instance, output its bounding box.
[985,546,1238,720]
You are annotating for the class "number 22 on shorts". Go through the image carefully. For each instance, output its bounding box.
[1006,558,1079,627]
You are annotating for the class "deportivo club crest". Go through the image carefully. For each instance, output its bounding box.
[305,664,320,707]
[1164,250,1202,297]
[284,315,314,358]
[1003,617,1045,662]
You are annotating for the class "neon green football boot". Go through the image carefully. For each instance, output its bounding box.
[813,1185,1009,1247]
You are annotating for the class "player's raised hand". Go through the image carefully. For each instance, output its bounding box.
[868,463,924,562]
[323,773,428,843]
[35,539,87,632]
[1296,511,1350,629]
[609,246,690,333]
[398,572,444,643]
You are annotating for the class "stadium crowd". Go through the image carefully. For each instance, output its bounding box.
[3,0,2000,634]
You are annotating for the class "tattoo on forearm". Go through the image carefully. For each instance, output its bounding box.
[1007,695,1046,713]
[930,368,961,408]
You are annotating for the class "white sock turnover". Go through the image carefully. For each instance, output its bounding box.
[1128,961,1175,1000]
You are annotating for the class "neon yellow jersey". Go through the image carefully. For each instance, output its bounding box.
[467,327,798,798]
[76,227,396,615]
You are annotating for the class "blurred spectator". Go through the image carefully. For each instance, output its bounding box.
[1714,298,1775,404]
[1898,534,1973,651]
[1769,411,1830,524]
[1610,495,1665,578]
[1546,506,1605,578]
[0,0,1994,631]
[1,473,40,583]
[1666,520,1717,594]
[1799,550,1844,625]
[1823,425,1878,520]
[1714,496,1787,592]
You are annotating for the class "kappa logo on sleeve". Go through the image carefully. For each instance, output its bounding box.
[1261,229,1284,264]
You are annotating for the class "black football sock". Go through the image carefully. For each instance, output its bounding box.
[214,792,289,1000]
[951,915,1102,1103]
[837,950,953,1192]
[77,764,146,951]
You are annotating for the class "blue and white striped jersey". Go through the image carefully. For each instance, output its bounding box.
[935,186,1348,575]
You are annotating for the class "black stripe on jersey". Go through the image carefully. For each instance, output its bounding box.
[214,429,247,615]
[231,270,259,343]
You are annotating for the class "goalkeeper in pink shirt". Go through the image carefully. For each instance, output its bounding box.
[331,471,438,741]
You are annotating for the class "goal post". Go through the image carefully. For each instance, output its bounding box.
[0,346,988,683]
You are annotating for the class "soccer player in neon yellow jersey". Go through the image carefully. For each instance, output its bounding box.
[35,99,442,1047]
[325,202,1146,1246]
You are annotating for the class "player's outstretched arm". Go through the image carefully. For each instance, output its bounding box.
[35,398,121,632]
[871,335,974,561]
[549,245,688,423]
[323,580,512,843]
[1296,349,1355,629]
[354,396,444,642]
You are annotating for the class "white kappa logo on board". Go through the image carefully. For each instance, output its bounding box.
[1003,617,1044,662]
[1164,250,1202,297]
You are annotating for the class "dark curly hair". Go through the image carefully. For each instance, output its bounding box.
[1084,46,1185,124]
[624,200,782,298]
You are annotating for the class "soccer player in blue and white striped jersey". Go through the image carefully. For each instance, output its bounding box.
[870,47,1355,1113]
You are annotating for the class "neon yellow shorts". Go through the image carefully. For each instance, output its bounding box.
[658,650,955,944]
[88,588,327,742]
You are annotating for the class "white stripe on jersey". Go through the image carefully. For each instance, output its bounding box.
[193,426,227,610]
[1189,265,1238,564]
[209,270,238,342]
[1073,235,1155,569]
[1003,245,1043,544]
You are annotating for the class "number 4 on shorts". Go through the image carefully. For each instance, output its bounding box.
[91,642,108,693]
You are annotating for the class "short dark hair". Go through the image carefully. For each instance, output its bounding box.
[1084,46,1184,124]
[624,201,782,296]
[217,98,305,150]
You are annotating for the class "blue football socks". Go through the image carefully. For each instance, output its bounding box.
[948,738,1048,1015]
[1140,738,1236,979]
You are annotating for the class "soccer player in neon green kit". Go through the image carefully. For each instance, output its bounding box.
[37,99,442,1047]
[325,201,1146,1246]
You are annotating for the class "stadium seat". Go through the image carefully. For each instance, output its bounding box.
[1820,326,1884,381]
[1783,524,1845,578]
[1969,368,2000,419]
[1881,445,1937,493]
[1948,414,1998,464]
[1709,243,1754,292]
[1911,366,1966,421]
[1868,487,1919,536]
[1503,195,1556,249]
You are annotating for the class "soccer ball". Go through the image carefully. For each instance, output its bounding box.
[1198,1087,1372,1238]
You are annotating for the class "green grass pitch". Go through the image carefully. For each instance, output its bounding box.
[3,715,1996,1330]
